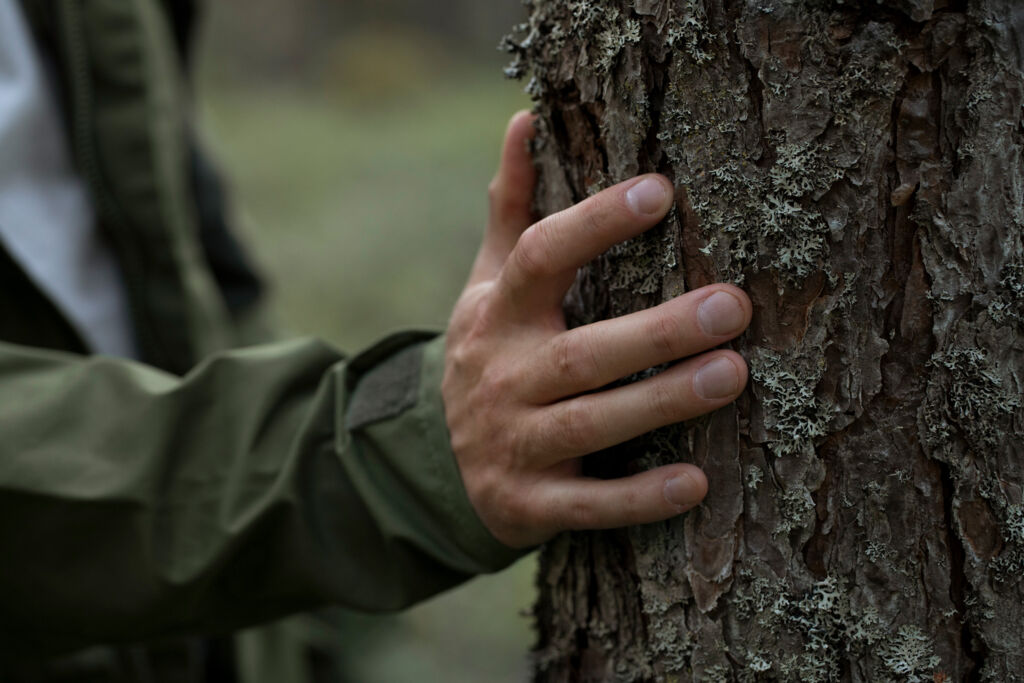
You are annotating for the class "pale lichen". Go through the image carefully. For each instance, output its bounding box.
[502,0,643,92]
[776,487,816,536]
[659,100,838,283]
[987,501,1024,584]
[750,348,833,457]
[732,574,894,682]
[514,1,1024,679]
[746,465,765,491]
[665,0,715,64]
[987,262,1024,326]
[876,625,941,682]
[825,27,904,125]
[702,663,733,682]
[603,213,680,299]
[931,347,1020,449]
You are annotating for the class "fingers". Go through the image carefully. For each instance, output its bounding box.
[497,174,674,314]
[491,111,538,232]
[527,351,748,464]
[470,111,538,286]
[534,463,709,534]
[526,284,752,402]
[450,129,751,547]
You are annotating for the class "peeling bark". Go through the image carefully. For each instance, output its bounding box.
[507,1,1024,681]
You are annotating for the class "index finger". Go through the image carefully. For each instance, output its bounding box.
[469,111,539,287]
[497,174,674,315]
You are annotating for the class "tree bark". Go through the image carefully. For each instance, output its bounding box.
[506,1,1024,680]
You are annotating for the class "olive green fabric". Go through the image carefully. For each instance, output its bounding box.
[0,332,521,661]
[52,0,235,370]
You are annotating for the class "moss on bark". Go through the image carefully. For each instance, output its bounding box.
[511,1,1024,680]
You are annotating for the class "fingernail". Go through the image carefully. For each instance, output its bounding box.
[697,291,746,336]
[626,177,670,216]
[664,472,703,508]
[694,357,740,399]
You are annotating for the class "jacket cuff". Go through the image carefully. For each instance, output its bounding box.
[343,331,524,576]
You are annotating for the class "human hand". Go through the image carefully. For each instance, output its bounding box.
[443,111,752,549]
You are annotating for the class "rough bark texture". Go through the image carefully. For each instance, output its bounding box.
[505,1,1024,681]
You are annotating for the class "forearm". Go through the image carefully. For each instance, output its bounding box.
[0,334,519,658]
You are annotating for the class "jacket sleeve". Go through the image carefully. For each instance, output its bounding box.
[0,331,523,658]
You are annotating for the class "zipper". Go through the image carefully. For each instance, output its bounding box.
[57,0,169,368]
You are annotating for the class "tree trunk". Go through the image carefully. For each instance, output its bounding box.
[506,1,1024,680]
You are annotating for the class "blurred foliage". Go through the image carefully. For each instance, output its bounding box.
[318,25,459,104]
[197,70,529,350]
[199,0,524,85]
[195,1,538,681]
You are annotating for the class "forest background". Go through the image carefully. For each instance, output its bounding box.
[197,0,534,680]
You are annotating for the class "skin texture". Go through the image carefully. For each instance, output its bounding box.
[443,112,752,549]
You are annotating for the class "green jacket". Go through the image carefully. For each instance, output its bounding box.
[1,0,520,679]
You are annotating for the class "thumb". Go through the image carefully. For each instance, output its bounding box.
[469,110,538,285]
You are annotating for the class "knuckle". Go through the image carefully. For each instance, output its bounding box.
[445,313,504,392]
[647,380,681,424]
[555,401,595,453]
[552,333,598,388]
[512,226,554,279]
[470,467,502,506]
[446,353,469,395]
[446,425,476,463]
[511,420,549,473]
[472,476,512,530]
[450,285,493,335]
[489,178,523,221]
[574,201,606,238]
[480,363,514,398]
[647,312,684,359]
[621,486,644,524]
[447,338,478,376]
[561,493,596,530]
[460,438,546,547]
[581,188,634,235]
[503,489,536,530]
[488,481,542,542]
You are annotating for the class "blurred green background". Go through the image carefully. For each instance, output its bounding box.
[194,1,536,680]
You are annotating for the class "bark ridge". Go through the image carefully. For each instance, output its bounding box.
[506,1,1024,680]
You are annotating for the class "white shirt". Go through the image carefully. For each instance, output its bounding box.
[0,0,137,358]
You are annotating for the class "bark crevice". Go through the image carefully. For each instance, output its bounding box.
[514,1,1024,680]
[938,454,986,681]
